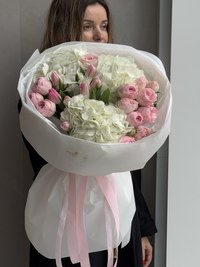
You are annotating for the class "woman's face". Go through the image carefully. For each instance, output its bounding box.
[81,3,109,43]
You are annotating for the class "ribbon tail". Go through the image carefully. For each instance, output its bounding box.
[96,175,120,267]
[55,177,69,267]
[76,176,91,267]
[67,173,79,263]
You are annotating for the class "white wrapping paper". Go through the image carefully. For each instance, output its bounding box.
[17,42,172,260]
[18,42,172,176]
[25,167,135,258]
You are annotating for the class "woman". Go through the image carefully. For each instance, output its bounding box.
[21,0,157,266]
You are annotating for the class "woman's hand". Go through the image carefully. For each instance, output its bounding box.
[141,236,153,267]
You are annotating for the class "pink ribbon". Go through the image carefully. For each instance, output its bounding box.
[66,173,79,263]
[55,173,119,267]
[96,175,119,267]
[55,176,69,267]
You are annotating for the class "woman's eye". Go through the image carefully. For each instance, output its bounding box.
[83,24,93,31]
[100,23,108,31]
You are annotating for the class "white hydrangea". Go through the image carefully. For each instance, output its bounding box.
[60,95,130,143]
[97,54,145,100]
[35,46,87,84]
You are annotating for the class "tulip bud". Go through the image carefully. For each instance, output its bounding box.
[146,80,159,92]
[51,71,60,87]
[119,136,135,143]
[60,121,70,131]
[32,77,52,95]
[48,88,61,104]
[35,99,56,117]
[80,81,90,97]
[127,111,143,127]
[90,76,101,89]
[29,92,44,106]
[85,64,97,77]
[135,76,148,90]
[63,96,71,107]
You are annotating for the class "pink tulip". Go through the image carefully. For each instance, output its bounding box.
[60,121,70,131]
[32,77,52,95]
[63,96,71,106]
[127,111,143,127]
[146,80,160,92]
[118,83,138,99]
[85,64,97,77]
[35,99,56,117]
[90,76,102,89]
[135,76,148,90]
[119,136,135,143]
[80,81,90,97]
[138,106,158,124]
[134,126,152,140]
[51,71,60,87]
[117,98,138,114]
[29,92,44,106]
[137,87,157,106]
[81,53,98,67]
[48,88,61,104]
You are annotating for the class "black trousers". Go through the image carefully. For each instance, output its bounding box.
[30,212,142,267]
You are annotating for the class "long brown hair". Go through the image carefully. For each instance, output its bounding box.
[41,0,113,52]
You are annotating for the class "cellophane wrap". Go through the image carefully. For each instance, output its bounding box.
[17,42,172,261]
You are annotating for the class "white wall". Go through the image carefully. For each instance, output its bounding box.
[167,0,200,266]
[0,1,30,266]
[0,1,51,266]
[154,1,172,267]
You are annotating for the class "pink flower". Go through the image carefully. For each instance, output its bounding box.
[29,92,44,106]
[146,80,159,92]
[119,136,135,143]
[90,76,102,88]
[51,71,60,87]
[85,64,97,77]
[138,106,158,124]
[63,96,71,106]
[134,126,152,140]
[117,98,138,114]
[35,99,56,117]
[60,121,70,131]
[48,88,61,104]
[32,77,52,95]
[118,84,138,99]
[137,87,157,106]
[80,81,90,97]
[127,111,143,127]
[135,76,148,90]
[81,53,98,67]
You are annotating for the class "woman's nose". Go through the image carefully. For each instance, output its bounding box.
[93,27,102,41]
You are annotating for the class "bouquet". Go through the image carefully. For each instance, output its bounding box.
[18,42,172,267]
[29,45,159,144]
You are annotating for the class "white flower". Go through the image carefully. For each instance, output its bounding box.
[35,46,87,84]
[97,54,145,101]
[60,94,130,143]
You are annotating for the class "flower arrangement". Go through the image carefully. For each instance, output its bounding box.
[29,46,160,144]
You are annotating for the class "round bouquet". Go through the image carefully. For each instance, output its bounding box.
[18,42,172,267]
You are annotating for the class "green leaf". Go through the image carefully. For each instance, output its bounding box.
[75,73,79,82]
[59,90,66,100]
[100,89,110,104]
[95,87,102,100]
[90,87,97,99]
[59,80,65,91]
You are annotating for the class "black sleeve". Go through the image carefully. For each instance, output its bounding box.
[131,170,157,237]
[18,100,47,178]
